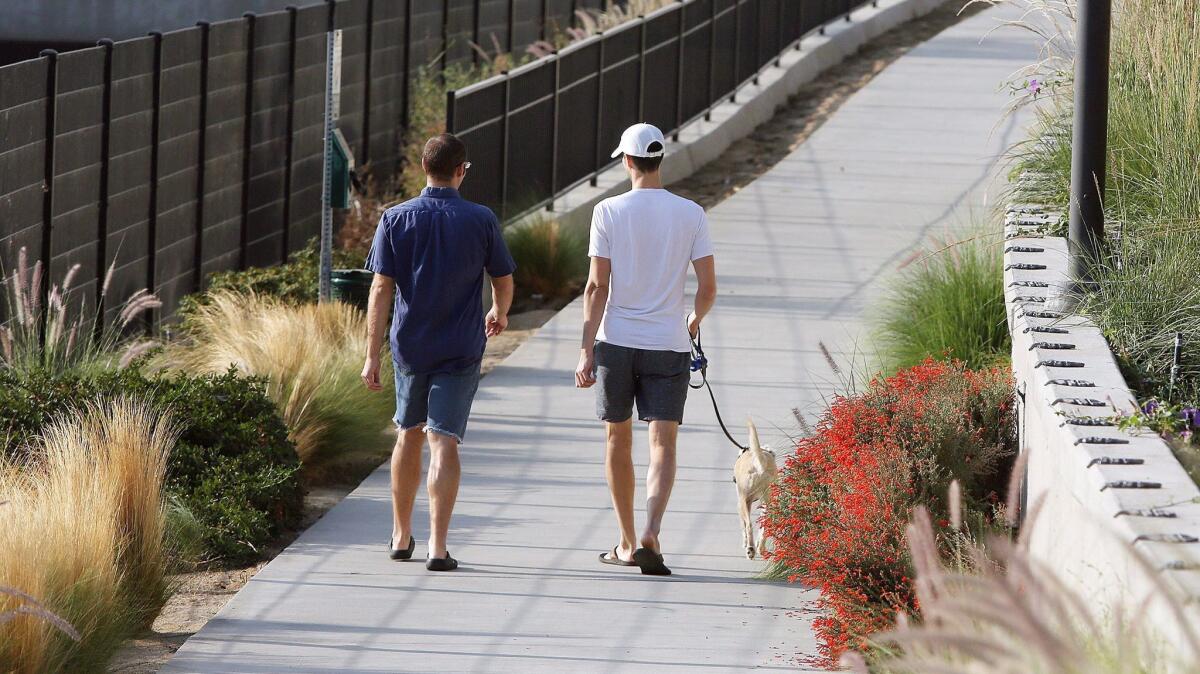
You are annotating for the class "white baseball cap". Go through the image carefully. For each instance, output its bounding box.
[610,123,666,159]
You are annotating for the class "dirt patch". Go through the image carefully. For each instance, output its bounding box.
[108,3,980,671]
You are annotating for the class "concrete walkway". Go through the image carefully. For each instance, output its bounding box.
[165,5,1038,672]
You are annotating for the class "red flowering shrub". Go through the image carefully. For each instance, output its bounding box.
[761,359,1015,665]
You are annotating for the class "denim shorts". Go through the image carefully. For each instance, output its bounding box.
[393,362,482,443]
[594,341,691,424]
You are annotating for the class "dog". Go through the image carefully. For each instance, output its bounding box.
[734,418,778,559]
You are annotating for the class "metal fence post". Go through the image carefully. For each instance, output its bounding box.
[775,0,784,65]
[547,51,561,211]
[730,1,740,102]
[193,24,210,288]
[473,0,482,65]
[637,16,647,121]
[96,39,115,315]
[705,0,716,121]
[499,71,511,220]
[402,0,412,127]
[282,6,299,258]
[507,0,516,53]
[37,49,58,323]
[674,1,684,140]
[361,0,375,165]
[240,13,257,270]
[591,32,605,186]
[1067,0,1111,288]
[146,32,163,308]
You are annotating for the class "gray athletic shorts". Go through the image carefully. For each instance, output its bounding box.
[594,341,691,424]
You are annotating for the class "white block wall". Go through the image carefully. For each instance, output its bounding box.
[1004,206,1200,662]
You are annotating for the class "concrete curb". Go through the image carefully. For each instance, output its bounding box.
[1004,202,1200,661]
[527,0,949,235]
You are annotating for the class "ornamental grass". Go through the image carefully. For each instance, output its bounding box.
[157,291,394,469]
[0,400,175,673]
[849,504,1200,674]
[761,358,1016,665]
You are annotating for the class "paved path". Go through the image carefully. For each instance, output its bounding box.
[165,5,1038,672]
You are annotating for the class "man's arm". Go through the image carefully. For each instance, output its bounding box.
[575,256,611,388]
[486,274,514,337]
[361,273,395,391]
[688,255,716,338]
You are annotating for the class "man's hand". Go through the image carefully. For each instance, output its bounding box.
[575,349,597,388]
[485,307,508,338]
[361,356,383,391]
[687,311,701,339]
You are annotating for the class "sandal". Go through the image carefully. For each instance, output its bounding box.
[632,548,671,576]
[426,552,459,572]
[599,546,637,567]
[388,535,415,561]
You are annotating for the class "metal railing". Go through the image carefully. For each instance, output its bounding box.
[447,0,875,221]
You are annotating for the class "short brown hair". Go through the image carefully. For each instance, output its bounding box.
[422,133,468,181]
[628,153,663,174]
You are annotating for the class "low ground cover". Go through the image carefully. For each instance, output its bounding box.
[762,358,1016,665]
[1,366,303,565]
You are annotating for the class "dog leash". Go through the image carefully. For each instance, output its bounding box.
[689,326,750,452]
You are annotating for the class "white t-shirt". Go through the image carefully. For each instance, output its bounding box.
[588,188,714,353]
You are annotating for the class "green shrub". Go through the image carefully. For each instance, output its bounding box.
[504,218,587,303]
[873,234,1009,374]
[0,366,303,566]
[177,240,362,324]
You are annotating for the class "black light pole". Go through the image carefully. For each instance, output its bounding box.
[1067,0,1112,287]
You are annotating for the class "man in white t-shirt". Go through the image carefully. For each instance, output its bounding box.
[575,123,718,576]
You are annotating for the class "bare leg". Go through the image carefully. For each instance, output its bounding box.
[426,431,461,559]
[391,427,425,547]
[605,419,637,561]
[641,420,678,553]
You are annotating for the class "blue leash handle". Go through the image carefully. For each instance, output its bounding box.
[689,327,749,452]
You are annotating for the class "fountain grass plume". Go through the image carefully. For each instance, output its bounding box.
[1,247,159,376]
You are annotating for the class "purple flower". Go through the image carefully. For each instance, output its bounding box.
[1180,407,1200,429]
[1143,400,1160,416]
[1028,78,1042,95]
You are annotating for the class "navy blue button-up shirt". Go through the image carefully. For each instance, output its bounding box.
[365,186,516,374]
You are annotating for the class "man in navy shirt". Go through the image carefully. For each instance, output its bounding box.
[361,133,516,572]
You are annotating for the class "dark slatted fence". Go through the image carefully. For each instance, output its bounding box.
[1,0,602,322]
[449,0,877,221]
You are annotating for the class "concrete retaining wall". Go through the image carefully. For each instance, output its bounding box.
[1004,202,1200,659]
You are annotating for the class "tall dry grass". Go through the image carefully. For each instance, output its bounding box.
[0,400,176,673]
[157,292,395,467]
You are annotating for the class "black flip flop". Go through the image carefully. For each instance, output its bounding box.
[632,548,672,576]
[599,546,637,567]
[388,535,415,561]
[426,552,459,572]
